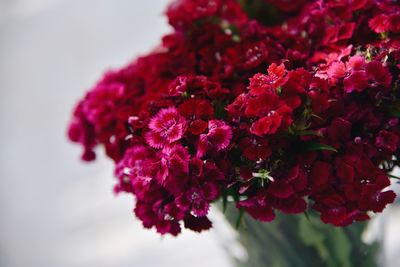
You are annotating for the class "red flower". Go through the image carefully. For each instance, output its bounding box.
[239,137,272,160]
[323,22,355,45]
[359,186,396,212]
[335,157,355,183]
[266,0,308,12]
[226,93,247,117]
[178,98,214,135]
[248,63,286,95]
[183,215,213,232]
[237,195,276,222]
[250,105,293,136]
[250,112,283,136]
[365,61,392,90]
[245,91,280,117]
[309,161,331,193]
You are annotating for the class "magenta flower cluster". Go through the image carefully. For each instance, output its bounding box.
[68,0,400,235]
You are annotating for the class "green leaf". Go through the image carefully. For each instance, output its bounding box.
[298,217,329,260]
[235,208,244,229]
[301,142,338,153]
[328,228,352,267]
[388,173,400,180]
[388,109,400,118]
[222,191,228,213]
[214,101,227,119]
[304,211,311,222]
[221,204,376,267]
[293,130,323,137]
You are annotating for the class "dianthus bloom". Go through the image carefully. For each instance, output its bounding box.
[69,0,399,235]
[145,107,187,148]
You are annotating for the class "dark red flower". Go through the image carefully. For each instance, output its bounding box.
[335,157,355,183]
[245,91,280,117]
[375,130,399,152]
[183,215,213,232]
[237,196,275,222]
[178,98,214,135]
[309,161,332,192]
[359,185,396,212]
[197,120,232,157]
[239,137,272,160]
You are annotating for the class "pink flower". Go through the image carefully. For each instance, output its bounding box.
[176,182,219,216]
[344,70,368,93]
[369,12,400,34]
[366,61,392,90]
[327,61,346,80]
[155,144,190,194]
[369,14,390,33]
[208,120,232,149]
[197,120,232,157]
[347,55,366,70]
[145,107,187,148]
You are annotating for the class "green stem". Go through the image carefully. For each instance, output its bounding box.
[388,173,400,180]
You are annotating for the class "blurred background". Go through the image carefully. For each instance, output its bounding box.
[0,1,241,266]
[0,1,399,267]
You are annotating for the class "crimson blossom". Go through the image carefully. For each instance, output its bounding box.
[68,0,400,235]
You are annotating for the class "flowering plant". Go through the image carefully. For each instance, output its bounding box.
[68,0,399,236]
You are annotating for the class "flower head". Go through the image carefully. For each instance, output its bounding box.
[197,120,232,157]
[145,107,187,148]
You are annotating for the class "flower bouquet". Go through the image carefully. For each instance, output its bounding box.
[68,0,400,266]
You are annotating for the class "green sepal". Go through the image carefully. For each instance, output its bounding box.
[300,141,338,153]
